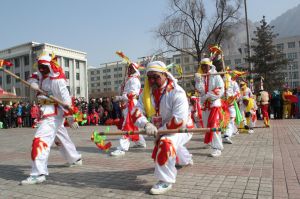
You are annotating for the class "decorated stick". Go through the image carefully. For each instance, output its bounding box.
[238,126,270,130]
[96,127,222,136]
[0,59,72,111]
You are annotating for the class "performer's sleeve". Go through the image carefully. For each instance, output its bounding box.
[121,78,141,101]
[206,75,224,100]
[131,92,148,128]
[194,75,205,96]
[53,79,72,107]
[160,90,189,130]
[27,72,39,84]
[233,81,240,97]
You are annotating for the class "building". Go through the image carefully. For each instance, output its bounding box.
[223,35,300,89]
[0,42,88,101]
[88,61,148,98]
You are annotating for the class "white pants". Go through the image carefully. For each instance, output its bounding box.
[224,105,237,138]
[154,133,192,183]
[117,135,146,151]
[202,109,223,150]
[30,113,81,176]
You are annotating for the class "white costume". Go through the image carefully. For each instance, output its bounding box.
[223,75,240,139]
[25,55,81,178]
[195,58,224,156]
[132,61,193,184]
[112,63,146,154]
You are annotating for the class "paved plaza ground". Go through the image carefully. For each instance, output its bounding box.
[0,119,299,199]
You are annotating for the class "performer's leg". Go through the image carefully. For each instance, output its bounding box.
[133,135,147,148]
[55,122,82,165]
[176,133,193,166]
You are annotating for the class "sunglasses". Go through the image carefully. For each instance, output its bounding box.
[147,74,161,80]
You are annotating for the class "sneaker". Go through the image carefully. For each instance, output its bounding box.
[175,158,194,168]
[248,129,254,134]
[110,149,125,156]
[66,159,83,167]
[150,181,172,195]
[210,149,221,157]
[20,175,46,185]
[223,137,233,144]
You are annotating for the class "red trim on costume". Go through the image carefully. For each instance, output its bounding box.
[204,107,221,144]
[152,138,176,166]
[122,93,139,141]
[41,104,58,118]
[212,87,221,96]
[205,75,210,94]
[31,137,48,161]
[166,117,184,129]
[191,97,204,127]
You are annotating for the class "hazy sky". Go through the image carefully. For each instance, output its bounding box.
[0,0,299,67]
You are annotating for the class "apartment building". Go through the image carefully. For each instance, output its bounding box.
[0,42,88,101]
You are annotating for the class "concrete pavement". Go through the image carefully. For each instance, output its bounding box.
[0,119,299,199]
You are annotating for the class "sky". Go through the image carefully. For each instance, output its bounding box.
[0,0,299,67]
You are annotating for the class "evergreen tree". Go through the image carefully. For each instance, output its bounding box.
[247,16,287,92]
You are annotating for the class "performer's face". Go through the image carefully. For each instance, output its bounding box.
[38,64,50,76]
[201,64,210,73]
[243,99,249,106]
[147,71,167,89]
[128,65,136,75]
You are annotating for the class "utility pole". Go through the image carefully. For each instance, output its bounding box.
[244,0,253,92]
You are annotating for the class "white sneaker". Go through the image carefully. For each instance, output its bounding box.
[66,159,83,167]
[248,129,254,134]
[150,181,172,195]
[223,137,233,144]
[110,149,125,156]
[210,149,221,157]
[21,175,46,185]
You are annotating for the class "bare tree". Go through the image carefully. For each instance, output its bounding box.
[156,0,242,65]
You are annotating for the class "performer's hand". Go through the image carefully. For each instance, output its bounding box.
[145,122,158,137]
[66,116,79,129]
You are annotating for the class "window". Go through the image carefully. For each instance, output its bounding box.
[287,52,297,60]
[185,66,190,72]
[114,68,118,72]
[16,73,20,82]
[24,55,29,65]
[175,58,180,64]
[114,74,118,78]
[184,57,189,63]
[64,58,69,67]
[97,70,100,74]
[276,43,284,51]
[15,58,20,68]
[65,71,69,79]
[118,67,122,71]
[97,77,100,80]
[288,42,295,48]
[75,60,79,69]
[291,62,298,70]
[16,88,20,96]
[91,77,95,81]
[234,59,241,64]
[76,73,80,80]
[114,80,119,84]
[76,87,80,95]
[166,60,171,65]
[119,74,122,77]
[25,71,30,80]
[225,60,231,65]
[0,76,2,85]
[91,71,94,75]
[6,75,11,84]
[293,72,298,79]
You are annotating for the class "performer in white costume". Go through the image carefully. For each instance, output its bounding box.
[21,54,82,185]
[130,61,193,195]
[223,73,240,144]
[111,63,146,156]
[194,58,224,157]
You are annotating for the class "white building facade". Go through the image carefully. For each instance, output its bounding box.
[0,42,88,101]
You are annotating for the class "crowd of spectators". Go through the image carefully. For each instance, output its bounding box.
[0,88,299,129]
